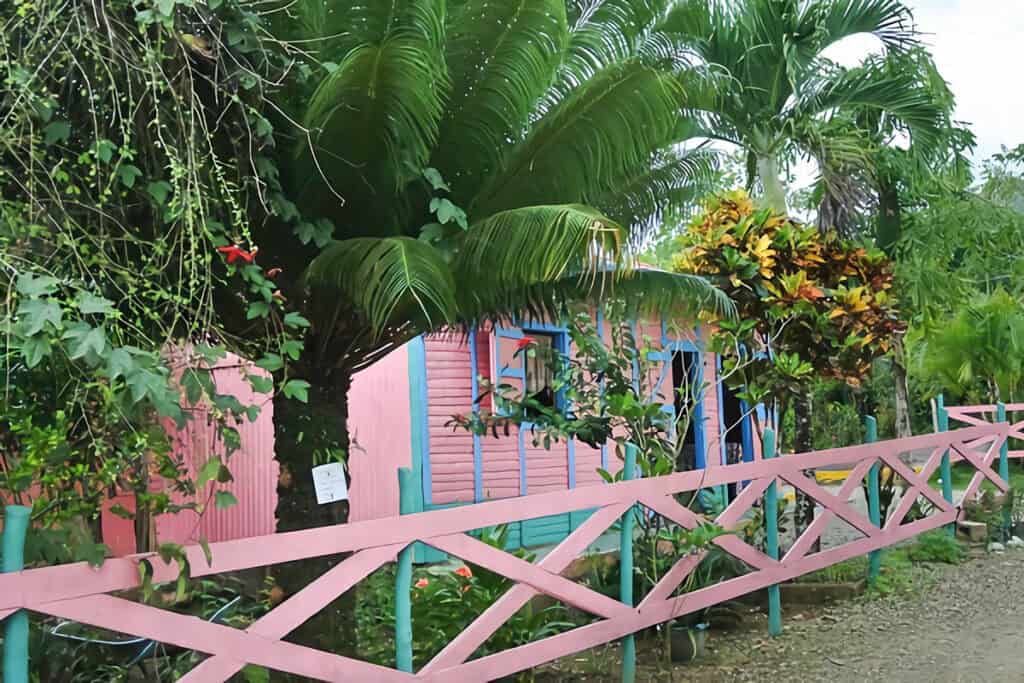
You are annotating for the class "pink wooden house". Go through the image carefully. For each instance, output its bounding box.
[349,313,760,553]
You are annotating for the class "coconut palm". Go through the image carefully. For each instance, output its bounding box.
[658,0,947,213]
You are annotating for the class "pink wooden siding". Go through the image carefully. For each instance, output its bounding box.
[425,336,478,504]
[349,343,412,522]
[153,354,278,549]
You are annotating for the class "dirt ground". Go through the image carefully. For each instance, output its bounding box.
[539,549,1024,682]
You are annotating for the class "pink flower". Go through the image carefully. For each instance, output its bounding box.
[415,578,429,589]
[454,565,473,579]
[514,336,536,351]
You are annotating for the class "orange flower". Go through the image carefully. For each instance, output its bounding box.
[454,565,473,579]
[415,578,429,589]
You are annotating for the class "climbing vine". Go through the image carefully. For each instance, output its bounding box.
[0,0,315,564]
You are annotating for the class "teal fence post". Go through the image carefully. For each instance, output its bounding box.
[3,505,31,683]
[935,395,954,537]
[864,416,882,585]
[762,429,782,636]
[997,402,1011,536]
[620,445,637,683]
[395,468,415,673]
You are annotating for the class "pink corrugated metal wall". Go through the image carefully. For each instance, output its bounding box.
[153,353,278,548]
[348,343,411,522]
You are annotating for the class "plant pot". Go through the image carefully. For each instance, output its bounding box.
[669,623,707,663]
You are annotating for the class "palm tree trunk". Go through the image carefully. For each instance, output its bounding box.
[756,154,788,214]
[892,339,913,438]
[272,368,355,655]
[793,392,817,551]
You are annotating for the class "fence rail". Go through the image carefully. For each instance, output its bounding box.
[0,422,1009,682]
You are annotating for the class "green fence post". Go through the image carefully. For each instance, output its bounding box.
[395,468,416,673]
[3,505,31,683]
[997,402,1011,537]
[935,395,954,537]
[762,429,782,636]
[620,444,637,683]
[864,416,882,585]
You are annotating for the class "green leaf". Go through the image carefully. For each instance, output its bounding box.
[246,302,270,319]
[64,323,107,360]
[125,368,167,404]
[281,339,303,360]
[106,348,137,380]
[430,198,468,230]
[197,458,223,488]
[283,312,310,329]
[43,121,71,146]
[196,343,227,364]
[255,353,284,372]
[20,335,50,368]
[74,542,109,568]
[116,164,143,189]
[199,536,213,567]
[245,374,274,394]
[157,0,174,16]
[422,167,450,192]
[147,181,173,205]
[18,298,63,335]
[294,220,334,248]
[214,491,239,510]
[94,139,116,163]
[16,273,59,297]
[241,665,270,683]
[282,379,310,403]
[76,291,115,315]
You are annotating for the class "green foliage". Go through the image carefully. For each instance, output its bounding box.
[674,191,904,436]
[0,0,309,563]
[913,288,1024,403]
[906,530,963,564]
[355,526,574,673]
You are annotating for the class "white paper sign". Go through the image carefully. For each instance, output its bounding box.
[312,462,348,504]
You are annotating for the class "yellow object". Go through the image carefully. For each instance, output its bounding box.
[814,465,922,485]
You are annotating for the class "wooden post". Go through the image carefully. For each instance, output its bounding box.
[935,395,954,537]
[864,416,882,585]
[2,505,30,683]
[620,444,637,683]
[997,402,1011,536]
[762,429,782,636]
[395,468,416,673]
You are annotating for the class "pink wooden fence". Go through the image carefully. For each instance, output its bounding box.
[0,422,1009,681]
[945,402,1024,459]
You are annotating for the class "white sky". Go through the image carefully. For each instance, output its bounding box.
[827,0,1024,164]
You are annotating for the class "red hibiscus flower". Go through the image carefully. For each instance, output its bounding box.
[454,565,473,579]
[415,578,429,589]
[217,245,257,264]
[514,336,536,351]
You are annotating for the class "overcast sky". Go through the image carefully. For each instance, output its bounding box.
[829,0,1023,164]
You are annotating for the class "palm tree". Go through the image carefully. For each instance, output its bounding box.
[260,1,734,537]
[659,0,946,213]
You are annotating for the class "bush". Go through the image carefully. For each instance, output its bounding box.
[906,530,964,564]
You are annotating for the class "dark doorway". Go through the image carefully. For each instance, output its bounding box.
[672,350,699,470]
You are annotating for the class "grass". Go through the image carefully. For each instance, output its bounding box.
[927,461,1024,491]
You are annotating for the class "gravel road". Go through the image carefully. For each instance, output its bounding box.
[681,550,1024,682]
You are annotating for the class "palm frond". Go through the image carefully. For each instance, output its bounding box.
[549,0,674,104]
[291,0,448,228]
[595,147,720,238]
[305,236,457,339]
[784,58,945,150]
[433,0,569,204]
[798,0,917,56]
[472,60,685,223]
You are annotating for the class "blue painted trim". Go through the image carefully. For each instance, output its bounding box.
[630,320,640,393]
[468,329,484,503]
[716,356,727,467]
[740,401,754,462]
[596,308,608,471]
[408,336,431,508]
[567,439,577,489]
[497,368,526,380]
[518,427,528,496]
[659,331,707,470]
